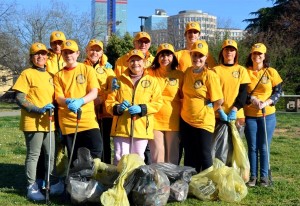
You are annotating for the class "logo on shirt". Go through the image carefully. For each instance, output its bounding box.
[141,80,151,88]
[261,75,269,84]
[194,80,203,89]
[232,71,240,78]
[76,74,86,84]
[96,66,104,74]
[168,78,178,86]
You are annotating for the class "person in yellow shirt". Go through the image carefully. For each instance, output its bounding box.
[180,40,223,172]
[147,43,183,165]
[12,43,60,201]
[212,39,250,166]
[114,32,155,164]
[83,39,115,164]
[106,49,163,165]
[175,21,216,72]
[53,40,102,167]
[114,32,154,77]
[46,31,66,75]
[244,43,282,187]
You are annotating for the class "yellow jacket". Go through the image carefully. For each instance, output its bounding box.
[105,69,163,139]
[114,51,154,77]
[84,54,116,118]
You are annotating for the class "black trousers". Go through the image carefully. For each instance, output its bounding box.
[180,118,213,173]
[98,118,113,164]
[64,128,103,167]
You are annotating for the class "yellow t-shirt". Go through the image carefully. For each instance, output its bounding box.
[46,50,65,76]
[175,50,216,72]
[148,67,184,131]
[244,67,283,117]
[53,63,100,135]
[12,68,55,131]
[213,64,251,115]
[114,51,154,77]
[181,67,223,133]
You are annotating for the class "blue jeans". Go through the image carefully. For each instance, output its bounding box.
[245,113,276,178]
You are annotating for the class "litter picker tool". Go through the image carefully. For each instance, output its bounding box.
[262,107,273,186]
[46,108,53,204]
[66,108,82,183]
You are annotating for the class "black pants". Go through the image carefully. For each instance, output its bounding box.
[98,118,112,164]
[180,118,213,173]
[64,128,103,167]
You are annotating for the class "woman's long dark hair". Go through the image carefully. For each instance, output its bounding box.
[151,50,179,70]
[245,53,270,68]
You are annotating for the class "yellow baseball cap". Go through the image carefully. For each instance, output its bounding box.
[185,21,201,33]
[30,42,48,55]
[134,32,151,42]
[50,31,66,43]
[61,40,79,52]
[251,43,267,54]
[156,43,175,54]
[86,39,103,50]
[222,39,238,50]
[191,40,208,56]
[127,49,145,61]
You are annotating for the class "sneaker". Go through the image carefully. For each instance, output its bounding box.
[247,177,257,187]
[260,177,269,187]
[27,182,45,201]
[50,180,64,195]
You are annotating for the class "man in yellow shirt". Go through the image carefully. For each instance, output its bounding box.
[114,32,154,77]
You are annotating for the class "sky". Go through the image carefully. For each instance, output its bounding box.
[11,0,275,33]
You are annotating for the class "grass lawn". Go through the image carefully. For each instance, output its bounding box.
[0,106,300,205]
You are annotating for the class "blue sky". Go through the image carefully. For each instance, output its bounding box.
[12,0,274,32]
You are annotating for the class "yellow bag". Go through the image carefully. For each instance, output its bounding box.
[100,154,145,206]
[229,121,250,182]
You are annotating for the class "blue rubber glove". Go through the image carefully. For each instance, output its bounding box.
[206,100,213,108]
[218,109,228,122]
[112,78,120,90]
[68,98,84,113]
[65,98,75,105]
[227,110,237,121]
[105,62,113,69]
[118,100,130,113]
[39,103,55,114]
[128,105,141,115]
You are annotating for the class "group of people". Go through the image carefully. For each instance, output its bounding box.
[12,21,282,202]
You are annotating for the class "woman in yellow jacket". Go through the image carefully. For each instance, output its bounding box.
[106,49,163,165]
[147,43,183,164]
[83,39,115,164]
[180,40,223,172]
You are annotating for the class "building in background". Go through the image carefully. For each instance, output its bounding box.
[91,0,127,42]
[215,28,246,41]
[168,10,217,49]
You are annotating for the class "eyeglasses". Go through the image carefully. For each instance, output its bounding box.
[138,40,150,45]
[33,52,48,56]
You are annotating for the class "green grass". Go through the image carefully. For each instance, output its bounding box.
[0,102,19,112]
[0,111,300,205]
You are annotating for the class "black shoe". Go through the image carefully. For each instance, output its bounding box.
[260,177,269,187]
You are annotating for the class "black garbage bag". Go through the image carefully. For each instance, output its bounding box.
[150,163,197,202]
[124,165,170,206]
[211,122,233,166]
[66,147,105,204]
